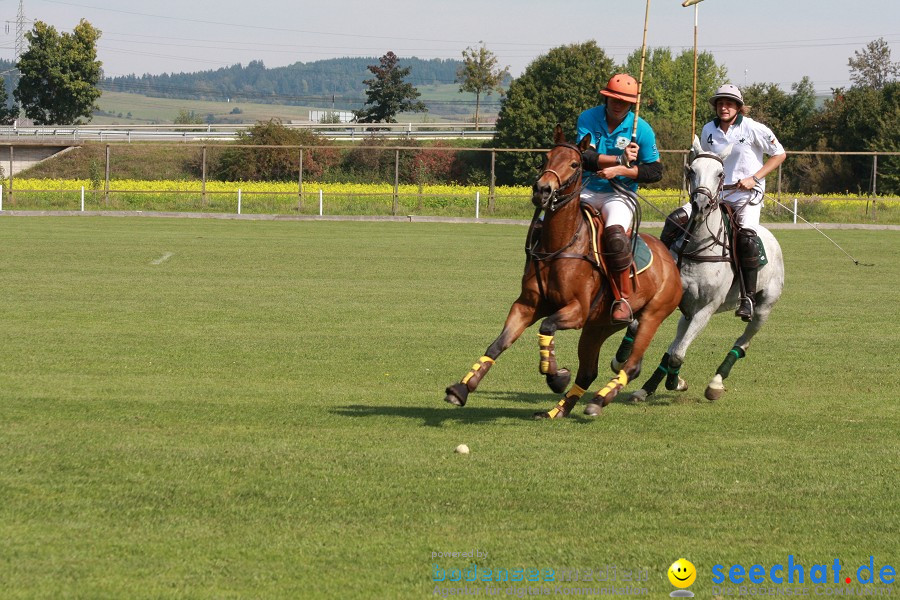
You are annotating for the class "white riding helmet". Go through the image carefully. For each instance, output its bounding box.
[709,84,743,108]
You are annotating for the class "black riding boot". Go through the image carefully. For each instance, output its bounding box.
[660,207,689,249]
[735,228,760,322]
[736,265,757,322]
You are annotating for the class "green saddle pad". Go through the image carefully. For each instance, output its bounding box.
[633,234,653,273]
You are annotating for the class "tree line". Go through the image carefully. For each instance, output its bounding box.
[1,17,898,194]
[101,56,467,108]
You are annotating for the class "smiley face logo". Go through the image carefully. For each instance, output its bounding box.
[668,558,696,588]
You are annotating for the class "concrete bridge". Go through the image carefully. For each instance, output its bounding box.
[0,140,81,176]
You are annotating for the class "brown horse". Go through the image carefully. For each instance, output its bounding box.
[444,125,683,418]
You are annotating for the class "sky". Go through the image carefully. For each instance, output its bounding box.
[2,0,899,95]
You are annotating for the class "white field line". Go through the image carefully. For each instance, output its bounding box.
[150,252,174,265]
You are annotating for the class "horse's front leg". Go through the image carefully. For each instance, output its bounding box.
[537,299,590,393]
[535,323,612,419]
[444,298,542,407]
[630,302,717,402]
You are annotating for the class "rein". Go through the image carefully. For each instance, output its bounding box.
[677,152,731,267]
[527,142,601,303]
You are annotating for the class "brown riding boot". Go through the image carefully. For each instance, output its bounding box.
[602,225,635,324]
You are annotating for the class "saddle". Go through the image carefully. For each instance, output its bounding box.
[579,200,653,275]
[676,204,768,269]
[720,204,769,268]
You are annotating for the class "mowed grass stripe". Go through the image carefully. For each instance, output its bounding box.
[0,218,897,599]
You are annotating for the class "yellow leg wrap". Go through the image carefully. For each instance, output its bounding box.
[597,370,629,398]
[538,334,555,375]
[461,356,495,385]
[546,398,568,419]
[566,384,587,399]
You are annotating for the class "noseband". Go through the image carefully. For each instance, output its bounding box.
[536,143,583,212]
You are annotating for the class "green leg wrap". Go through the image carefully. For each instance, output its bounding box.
[716,346,746,379]
[615,334,635,365]
[643,352,669,393]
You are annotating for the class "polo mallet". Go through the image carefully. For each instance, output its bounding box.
[630,0,652,149]
[682,0,706,144]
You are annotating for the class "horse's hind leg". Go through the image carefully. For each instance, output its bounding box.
[445,299,540,407]
[535,324,610,419]
[584,311,670,416]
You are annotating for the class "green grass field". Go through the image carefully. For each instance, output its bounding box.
[93,88,484,125]
[1,217,897,598]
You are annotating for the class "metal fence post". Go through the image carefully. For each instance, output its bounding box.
[489,150,496,213]
[872,154,877,222]
[8,146,13,206]
[201,146,207,207]
[298,148,304,211]
[104,144,110,207]
[393,149,399,216]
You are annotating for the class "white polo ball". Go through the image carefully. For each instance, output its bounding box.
[454,444,470,455]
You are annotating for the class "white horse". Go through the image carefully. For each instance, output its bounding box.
[627,136,785,401]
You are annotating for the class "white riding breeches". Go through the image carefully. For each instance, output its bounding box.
[581,189,634,230]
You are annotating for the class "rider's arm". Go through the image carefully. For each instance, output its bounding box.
[736,152,786,191]
[581,147,634,172]
[635,160,664,183]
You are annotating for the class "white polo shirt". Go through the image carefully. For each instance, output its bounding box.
[699,115,785,191]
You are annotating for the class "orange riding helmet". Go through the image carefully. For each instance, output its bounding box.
[600,74,638,103]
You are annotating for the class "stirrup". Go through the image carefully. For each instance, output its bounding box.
[610,299,634,324]
[735,297,754,322]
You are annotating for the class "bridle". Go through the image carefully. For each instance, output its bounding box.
[535,142,584,213]
[678,152,731,266]
[687,152,724,219]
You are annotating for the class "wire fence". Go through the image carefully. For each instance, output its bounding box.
[1,142,898,224]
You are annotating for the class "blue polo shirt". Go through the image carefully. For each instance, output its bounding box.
[576,106,659,192]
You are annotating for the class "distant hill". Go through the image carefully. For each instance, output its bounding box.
[100,57,471,112]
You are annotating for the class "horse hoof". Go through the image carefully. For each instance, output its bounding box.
[546,369,571,393]
[583,402,603,417]
[630,389,649,402]
[705,385,724,401]
[705,374,724,400]
[666,376,688,392]
[444,383,469,407]
[610,357,623,373]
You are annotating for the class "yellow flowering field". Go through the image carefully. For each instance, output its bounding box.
[3,178,897,223]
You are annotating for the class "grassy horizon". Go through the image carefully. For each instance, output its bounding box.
[0,218,897,598]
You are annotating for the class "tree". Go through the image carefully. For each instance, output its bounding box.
[493,42,616,184]
[15,19,102,125]
[622,48,727,146]
[456,43,509,130]
[0,78,18,125]
[174,109,205,124]
[211,119,339,182]
[848,38,899,90]
[354,52,426,123]
[819,82,900,194]
[742,76,818,150]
